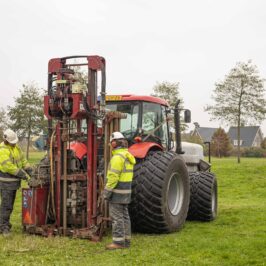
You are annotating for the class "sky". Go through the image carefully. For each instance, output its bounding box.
[1,0,266,134]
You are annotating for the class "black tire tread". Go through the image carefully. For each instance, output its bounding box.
[130,151,187,233]
[187,171,217,221]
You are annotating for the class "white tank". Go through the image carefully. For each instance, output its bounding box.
[171,141,209,172]
[180,141,204,164]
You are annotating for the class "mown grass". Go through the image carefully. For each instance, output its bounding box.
[0,155,265,265]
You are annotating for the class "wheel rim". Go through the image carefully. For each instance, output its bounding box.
[167,172,184,215]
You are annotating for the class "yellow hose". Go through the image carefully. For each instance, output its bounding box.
[50,130,56,221]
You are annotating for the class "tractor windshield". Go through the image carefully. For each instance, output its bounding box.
[106,102,139,139]
[142,102,169,148]
[106,101,169,149]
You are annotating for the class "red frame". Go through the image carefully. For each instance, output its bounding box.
[45,56,105,230]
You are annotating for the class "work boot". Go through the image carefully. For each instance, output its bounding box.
[2,228,11,237]
[105,243,125,250]
[124,240,130,248]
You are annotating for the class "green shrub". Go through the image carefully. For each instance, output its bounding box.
[242,147,266,157]
[229,147,245,157]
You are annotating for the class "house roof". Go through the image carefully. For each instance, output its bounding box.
[227,126,260,147]
[195,127,218,142]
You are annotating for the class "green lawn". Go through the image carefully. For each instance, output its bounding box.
[0,155,265,266]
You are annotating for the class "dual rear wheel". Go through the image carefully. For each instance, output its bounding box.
[187,171,217,221]
[129,151,218,233]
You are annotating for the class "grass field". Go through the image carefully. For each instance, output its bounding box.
[0,153,265,266]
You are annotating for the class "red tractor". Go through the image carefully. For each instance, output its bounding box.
[22,56,217,239]
[105,95,217,233]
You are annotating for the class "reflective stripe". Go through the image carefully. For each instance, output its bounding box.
[123,169,133,173]
[109,166,132,174]
[113,237,125,242]
[0,176,19,182]
[112,189,131,194]
[109,168,121,174]
[122,159,134,173]
[1,159,12,166]
[0,146,8,150]
[105,187,113,192]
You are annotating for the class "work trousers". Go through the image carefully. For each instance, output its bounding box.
[0,189,17,232]
[109,202,131,246]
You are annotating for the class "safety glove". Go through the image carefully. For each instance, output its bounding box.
[103,188,113,201]
[16,169,28,180]
[24,167,33,176]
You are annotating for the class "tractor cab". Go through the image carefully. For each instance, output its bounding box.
[105,95,172,155]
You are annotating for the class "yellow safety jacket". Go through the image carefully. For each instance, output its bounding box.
[105,148,136,204]
[0,142,30,182]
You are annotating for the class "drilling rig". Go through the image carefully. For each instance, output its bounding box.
[22,55,121,240]
[22,55,217,240]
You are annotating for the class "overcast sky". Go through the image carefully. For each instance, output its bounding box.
[1,0,266,134]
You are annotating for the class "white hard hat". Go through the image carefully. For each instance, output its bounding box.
[110,131,125,142]
[3,129,18,144]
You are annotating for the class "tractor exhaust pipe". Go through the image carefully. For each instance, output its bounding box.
[174,100,183,154]
[174,100,191,154]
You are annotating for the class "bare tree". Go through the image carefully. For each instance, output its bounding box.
[205,60,266,163]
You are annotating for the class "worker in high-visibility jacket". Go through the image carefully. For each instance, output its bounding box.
[104,131,136,250]
[0,129,32,236]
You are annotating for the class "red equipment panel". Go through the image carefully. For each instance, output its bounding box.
[70,142,87,160]
[22,187,49,226]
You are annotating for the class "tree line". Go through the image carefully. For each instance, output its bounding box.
[152,60,266,162]
[1,60,265,163]
[183,127,266,158]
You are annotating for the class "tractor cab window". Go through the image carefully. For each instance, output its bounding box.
[106,102,139,139]
[161,105,169,148]
[142,102,169,148]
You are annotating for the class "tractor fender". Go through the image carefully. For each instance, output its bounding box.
[128,142,162,159]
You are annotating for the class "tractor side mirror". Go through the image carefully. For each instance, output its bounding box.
[184,109,191,123]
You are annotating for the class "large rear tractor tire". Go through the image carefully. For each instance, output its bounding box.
[129,151,190,233]
[187,172,217,221]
